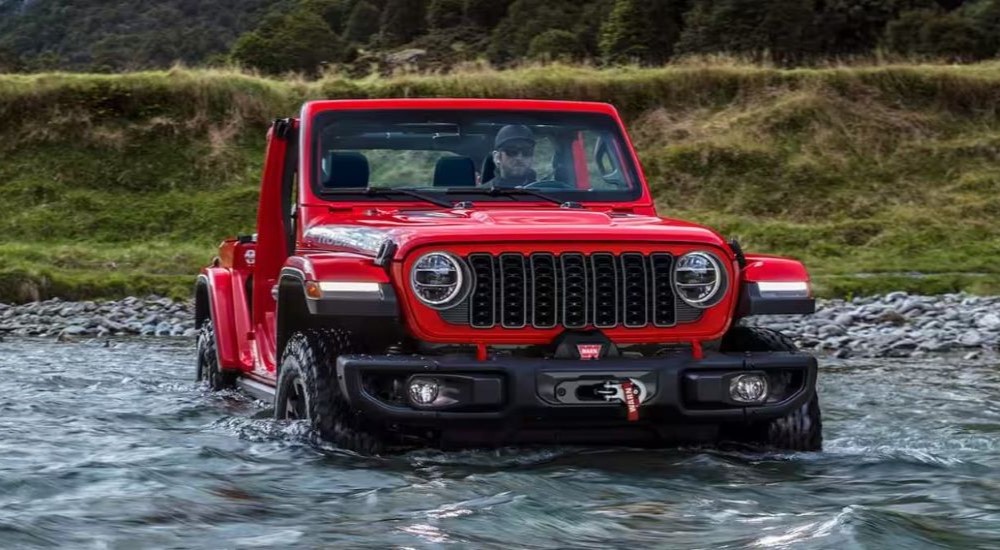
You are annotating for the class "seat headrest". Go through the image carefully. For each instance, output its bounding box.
[433,156,477,187]
[324,152,369,188]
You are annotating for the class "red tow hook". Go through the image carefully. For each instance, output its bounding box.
[620,379,640,422]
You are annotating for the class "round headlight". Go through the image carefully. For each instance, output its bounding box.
[410,252,468,308]
[674,251,723,307]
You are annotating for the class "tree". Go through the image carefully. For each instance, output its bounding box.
[487,0,583,64]
[599,0,682,64]
[884,7,991,59]
[464,0,514,28]
[0,45,22,72]
[231,9,345,75]
[379,0,428,46]
[302,0,355,34]
[344,1,381,44]
[427,0,466,29]
[675,0,821,62]
[528,29,585,61]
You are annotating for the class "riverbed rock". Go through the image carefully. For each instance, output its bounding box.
[977,313,1000,331]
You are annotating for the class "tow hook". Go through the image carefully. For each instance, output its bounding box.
[596,379,647,421]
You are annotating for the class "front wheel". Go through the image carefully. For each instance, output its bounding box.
[274,329,385,455]
[720,326,823,451]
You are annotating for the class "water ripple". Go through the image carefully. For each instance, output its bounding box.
[0,339,998,548]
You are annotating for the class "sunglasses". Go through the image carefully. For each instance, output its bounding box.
[501,146,534,158]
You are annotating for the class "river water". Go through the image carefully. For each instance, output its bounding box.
[0,337,998,549]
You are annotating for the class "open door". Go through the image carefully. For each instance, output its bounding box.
[251,118,298,377]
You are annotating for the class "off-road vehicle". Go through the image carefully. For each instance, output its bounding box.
[195,99,821,454]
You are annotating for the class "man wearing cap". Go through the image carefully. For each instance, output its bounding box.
[483,124,538,188]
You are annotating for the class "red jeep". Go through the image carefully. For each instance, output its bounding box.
[195,99,821,454]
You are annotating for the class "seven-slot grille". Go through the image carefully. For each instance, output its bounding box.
[464,252,676,329]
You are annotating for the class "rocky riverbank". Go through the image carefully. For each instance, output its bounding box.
[0,293,997,358]
[0,296,196,339]
[744,292,1000,359]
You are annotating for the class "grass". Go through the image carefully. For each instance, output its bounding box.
[1,62,998,302]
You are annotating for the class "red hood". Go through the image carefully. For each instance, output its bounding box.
[300,207,731,258]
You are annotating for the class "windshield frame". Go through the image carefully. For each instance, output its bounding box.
[308,108,644,204]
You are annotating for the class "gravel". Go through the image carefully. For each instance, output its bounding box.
[0,296,196,341]
[0,292,997,358]
[744,292,1000,358]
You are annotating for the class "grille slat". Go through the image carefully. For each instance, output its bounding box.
[468,254,496,328]
[499,254,527,328]
[621,253,649,327]
[466,252,680,329]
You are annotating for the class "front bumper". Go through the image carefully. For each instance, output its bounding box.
[336,350,817,446]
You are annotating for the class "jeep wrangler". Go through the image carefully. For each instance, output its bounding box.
[195,99,821,454]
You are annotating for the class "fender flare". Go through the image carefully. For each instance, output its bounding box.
[275,254,402,362]
[195,269,241,371]
[735,255,815,317]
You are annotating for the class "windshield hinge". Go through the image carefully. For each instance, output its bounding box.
[560,201,584,209]
[272,118,294,140]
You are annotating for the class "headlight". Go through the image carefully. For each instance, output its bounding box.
[674,251,724,307]
[410,252,468,309]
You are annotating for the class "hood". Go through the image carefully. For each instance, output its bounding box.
[301,208,729,257]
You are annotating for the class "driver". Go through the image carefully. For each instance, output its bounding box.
[483,124,537,188]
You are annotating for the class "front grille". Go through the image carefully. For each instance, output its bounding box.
[463,252,679,329]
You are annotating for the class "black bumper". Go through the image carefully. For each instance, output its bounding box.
[336,350,818,446]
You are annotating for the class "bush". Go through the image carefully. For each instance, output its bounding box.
[884,8,993,60]
[528,30,586,62]
[231,9,345,75]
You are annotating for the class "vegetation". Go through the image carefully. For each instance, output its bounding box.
[0,63,998,302]
[3,0,1000,74]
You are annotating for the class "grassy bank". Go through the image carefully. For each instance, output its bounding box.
[1,63,999,302]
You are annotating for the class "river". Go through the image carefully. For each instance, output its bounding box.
[0,337,997,548]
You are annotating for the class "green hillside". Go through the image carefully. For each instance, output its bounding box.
[1,63,998,302]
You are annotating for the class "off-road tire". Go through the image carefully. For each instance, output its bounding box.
[274,329,385,455]
[720,326,823,452]
[196,320,236,391]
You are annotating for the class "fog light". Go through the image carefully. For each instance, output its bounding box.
[730,373,768,404]
[408,377,440,405]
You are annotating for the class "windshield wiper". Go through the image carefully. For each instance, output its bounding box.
[445,186,564,205]
[321,186,454,208]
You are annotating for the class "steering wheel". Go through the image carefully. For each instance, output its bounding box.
[521,179,574,190]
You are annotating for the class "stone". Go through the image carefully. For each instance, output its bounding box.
[885,291,909,303]
[958,330,983,347]
[833,313,854,326]
[819,324,847,337]
[976,313,1000,331]
[877,310,907,326]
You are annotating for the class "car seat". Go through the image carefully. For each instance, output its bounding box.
[433,156,477,187]
[324,152,369,188]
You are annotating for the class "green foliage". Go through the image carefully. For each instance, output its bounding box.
[487,0,585,64]
[302,0,354,33]
[883,7,995,59]
[231,9,345,74]
[529,30,586,62]
[0,0,284,71]
[344,1,381,44]
[379,0,428,46]
[599,0,682,64]
[427,0,466,29]
[677,0,822,62]
[464,0,514,28]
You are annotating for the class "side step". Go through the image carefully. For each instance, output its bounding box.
[237,377,276,402]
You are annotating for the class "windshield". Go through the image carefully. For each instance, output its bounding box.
[311,109,642,202]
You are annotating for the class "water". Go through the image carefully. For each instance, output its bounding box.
[1,338,998,549]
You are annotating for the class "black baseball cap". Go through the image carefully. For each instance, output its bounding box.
[494,124,536,150]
